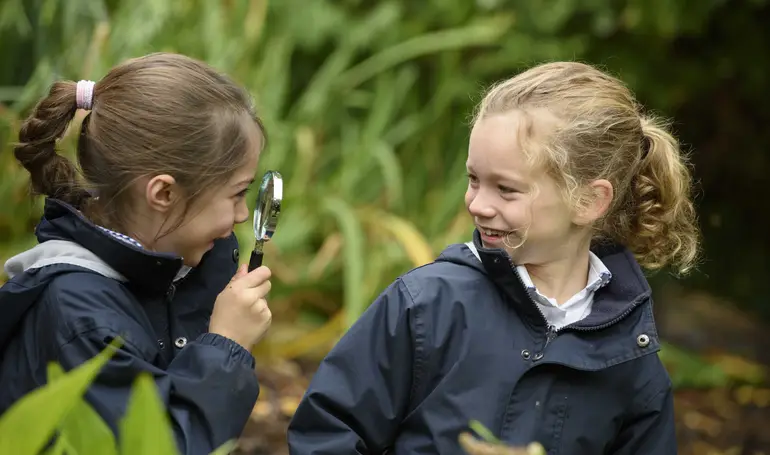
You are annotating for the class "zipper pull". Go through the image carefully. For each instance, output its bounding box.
[533,325,558,362]
[543,324,557,349]
[547,324,557,339]
[165,284,176,302]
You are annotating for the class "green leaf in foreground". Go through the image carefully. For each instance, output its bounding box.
[469,419,501,444]
[209,439,238,455]
[47,363,118,455]
[0,338,121,455]
[119,373,179,455]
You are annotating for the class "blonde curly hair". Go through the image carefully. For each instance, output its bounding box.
[474,61,701,275]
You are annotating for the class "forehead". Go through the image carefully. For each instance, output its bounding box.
[467,113,530,174]
[467,109,560,175]
[229,122,263,183]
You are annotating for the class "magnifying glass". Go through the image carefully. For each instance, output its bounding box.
[248,170,283,272]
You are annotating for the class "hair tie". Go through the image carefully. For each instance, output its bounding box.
[76,80,96,110]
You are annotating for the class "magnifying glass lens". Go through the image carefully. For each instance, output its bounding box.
[248,171,282,271]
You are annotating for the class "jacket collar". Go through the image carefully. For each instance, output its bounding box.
[34,198,185,295]
[469,229,653,332]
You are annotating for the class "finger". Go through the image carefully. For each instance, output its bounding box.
[236,265,272,288]
[242,280,272,301]
[229,264,248,283]
[250,298,272,320]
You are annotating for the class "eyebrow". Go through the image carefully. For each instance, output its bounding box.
[466,165,527,186]
[234,178,255,187]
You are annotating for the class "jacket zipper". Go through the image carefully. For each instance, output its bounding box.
[165,283,176,302]
[164,283,176,358]
[509,260,558,361]
[508,259,644,362]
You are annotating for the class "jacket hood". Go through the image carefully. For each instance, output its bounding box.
[32,199,188,290]
[4,240,127,282]
[434,229,653,331]
[0,198,192,352]
[0,239,127,352]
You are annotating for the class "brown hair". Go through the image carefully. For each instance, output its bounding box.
[14,52,265,236]
[474,61,701,275]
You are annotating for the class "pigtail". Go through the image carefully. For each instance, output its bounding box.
[624,116,701,275]
[14,81,90,208]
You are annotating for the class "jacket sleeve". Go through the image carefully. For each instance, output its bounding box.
[43,280,260,455]
[287,279,418,455]
[610,383,677,454]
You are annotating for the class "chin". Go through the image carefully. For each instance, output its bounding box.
[183,241,218,266]
[495,240,527,264]
[182,249,208,267]
[182,256,202,268]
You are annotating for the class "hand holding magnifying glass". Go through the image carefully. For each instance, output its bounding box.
[208,170,281,351]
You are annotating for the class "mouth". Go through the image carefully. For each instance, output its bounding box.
[478,226,509,243]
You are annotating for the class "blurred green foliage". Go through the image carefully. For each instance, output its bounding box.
[1,0,768,362]
[0,339,238,455]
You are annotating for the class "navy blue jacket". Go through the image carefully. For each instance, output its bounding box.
[0,199,259,454]
[288,230,676,455]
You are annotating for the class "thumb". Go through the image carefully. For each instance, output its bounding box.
[231,263,248,281]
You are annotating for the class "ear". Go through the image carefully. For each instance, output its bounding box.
[573,179,613,225]
[144,174,180,213]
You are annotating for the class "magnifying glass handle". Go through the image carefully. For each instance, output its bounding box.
[248,250,264,272]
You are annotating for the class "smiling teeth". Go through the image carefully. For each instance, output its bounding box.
[484,229,505,236]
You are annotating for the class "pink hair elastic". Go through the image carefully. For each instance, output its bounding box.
[76,80,95,110]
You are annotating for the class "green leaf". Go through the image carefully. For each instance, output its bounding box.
[119,373,179,455]
[0,338,122,455]
[208,439,238,455]
[371,141,404,210]
[47,362,65,382]
[469,419,501,444]
[60,398,119,455]
[658,342,731,389]
[50,359,118,455]
[322,196,365,328]
[337,16,512,90]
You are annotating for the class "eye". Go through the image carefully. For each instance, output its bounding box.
[467,172,479,184]
[235,188,249,199]
[498,185,517,194]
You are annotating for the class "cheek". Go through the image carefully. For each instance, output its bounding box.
[500,199,529,224]
[527,200,572,236]
[212,204,237,229]
[464,188,474,209]
[191,204,236,238]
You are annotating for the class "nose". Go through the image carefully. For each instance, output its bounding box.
[466,189,497,219]
[234,198,250,225]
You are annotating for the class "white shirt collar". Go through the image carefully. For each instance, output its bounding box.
[465,242,612,329]
[516,251,611,329]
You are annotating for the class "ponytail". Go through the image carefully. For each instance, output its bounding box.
[623,116,701,275]
[14,81,90,208]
